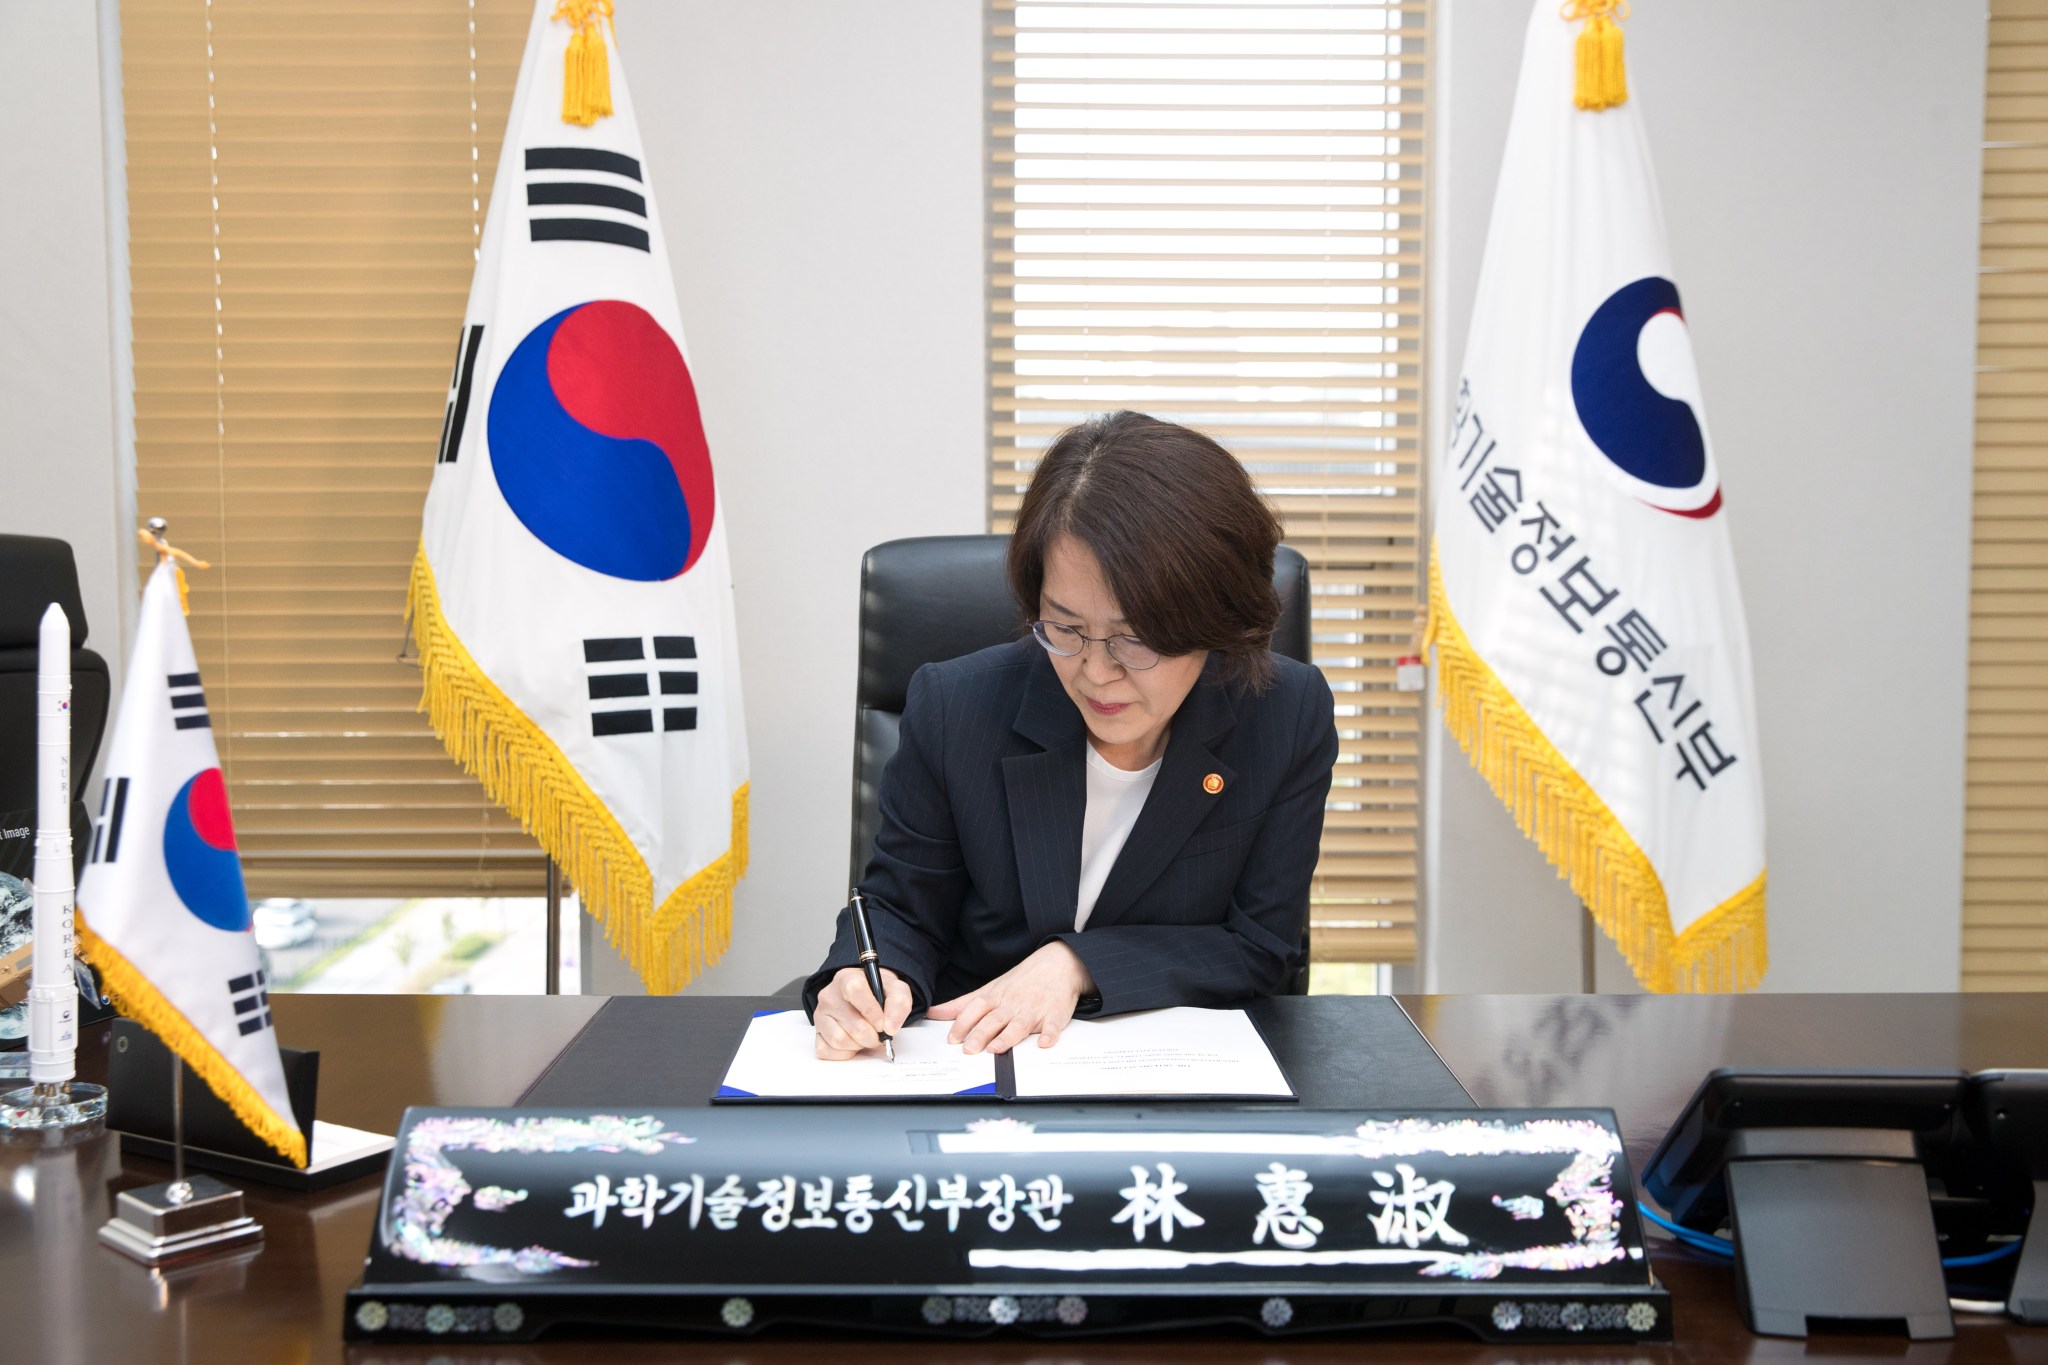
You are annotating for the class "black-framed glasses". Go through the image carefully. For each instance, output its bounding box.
[1029,620,1162,671]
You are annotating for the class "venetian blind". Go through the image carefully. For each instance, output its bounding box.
[123,0,543,895]
[1966,0,2048,988]
[986,0,1428,966]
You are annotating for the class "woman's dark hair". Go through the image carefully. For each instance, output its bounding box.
[1008,410,1285,692]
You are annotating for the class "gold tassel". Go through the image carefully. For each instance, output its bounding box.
[554,0,615,127]
[1562,0,1629,111]
[408,547,745,993]
[1428,545,1766,991]
[78,915,309,1167]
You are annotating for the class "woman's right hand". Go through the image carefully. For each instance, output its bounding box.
[814,965,913,1060]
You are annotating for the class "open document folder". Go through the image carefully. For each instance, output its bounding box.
[713,1005,1294,1103]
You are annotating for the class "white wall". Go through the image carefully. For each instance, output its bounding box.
[0,0,133,688]
[585,2,987,994]
[1423,0,1987,993]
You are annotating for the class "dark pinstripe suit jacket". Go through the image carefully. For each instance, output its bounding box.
[804,637,1339,1018]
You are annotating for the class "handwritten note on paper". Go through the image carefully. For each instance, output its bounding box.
[1008,1006,1294,1100]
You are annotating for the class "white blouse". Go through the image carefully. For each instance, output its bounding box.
[1074,743,1162,931]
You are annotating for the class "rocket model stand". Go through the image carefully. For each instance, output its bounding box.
[0,603,108,1131]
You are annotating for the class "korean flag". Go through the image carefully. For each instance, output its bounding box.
[410,0,750,994]
[78,563,303,1167]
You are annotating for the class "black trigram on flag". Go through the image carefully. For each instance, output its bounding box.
[89,776,130,866]
[168,672,210,730]
[436,324,484,465]
[583,636,698,737]
[525,147,649,252]
[228,968,271,1036]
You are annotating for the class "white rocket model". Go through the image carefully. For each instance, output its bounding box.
[29,603,80,1088]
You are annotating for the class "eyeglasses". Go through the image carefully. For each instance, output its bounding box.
[1029,619,1162,671]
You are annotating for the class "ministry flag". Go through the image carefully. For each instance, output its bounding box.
[410,0,748,993]
[1427,0,1767,991]
[77,562,304,1166]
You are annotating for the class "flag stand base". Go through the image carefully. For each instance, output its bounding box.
[97,1172,262,1266]
[0,1080,107,1131]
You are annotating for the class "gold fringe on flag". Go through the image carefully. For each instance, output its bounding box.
[407,547,745,993]
[1562,0,1629,112]
[554,0,615,127]
[77,915,309,1167]
[1427,545,1765,992]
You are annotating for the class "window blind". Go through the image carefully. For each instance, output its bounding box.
[123,0,543,895]
[1966,0,2048,987]
[986,0,1429,966]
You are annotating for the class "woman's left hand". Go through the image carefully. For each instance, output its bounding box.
[927,942,1095,1055]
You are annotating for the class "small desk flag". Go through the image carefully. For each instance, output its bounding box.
[77,563,305,1166]
[1428,0,1767,991]
[410,0,749,993]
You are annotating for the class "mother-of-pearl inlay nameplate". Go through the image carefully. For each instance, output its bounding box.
[347,1105,1668,1344]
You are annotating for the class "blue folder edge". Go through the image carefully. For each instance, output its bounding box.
[722,1010,790,1095]
[719,1081,994,1101]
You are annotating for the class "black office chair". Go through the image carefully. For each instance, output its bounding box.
[0,535,113,880]
[0,535,117,1039]
[850,534,1316,993]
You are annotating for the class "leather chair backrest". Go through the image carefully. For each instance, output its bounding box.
[850,532,1313,893]
[0,535,92,651]
[0,535,114,872]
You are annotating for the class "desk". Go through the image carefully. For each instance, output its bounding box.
[5,991,2048,1363]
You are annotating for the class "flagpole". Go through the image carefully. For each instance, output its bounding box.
[95,516,268,1263]
[169,1056,190,1204]
[1581,908,1596,995]
[143,520,200,1198]
[545,860,562,995]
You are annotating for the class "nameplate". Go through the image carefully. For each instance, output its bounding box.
[347,1104,1667,1344]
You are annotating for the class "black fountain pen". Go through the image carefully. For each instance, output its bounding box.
[848,889,895,1063]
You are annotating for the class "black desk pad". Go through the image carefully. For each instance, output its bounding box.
[520,994,1474,1111]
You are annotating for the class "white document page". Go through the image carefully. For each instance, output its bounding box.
[718,1009,998,1099]
[307,1119,396,1173]
[1008,1006,1293,1099]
